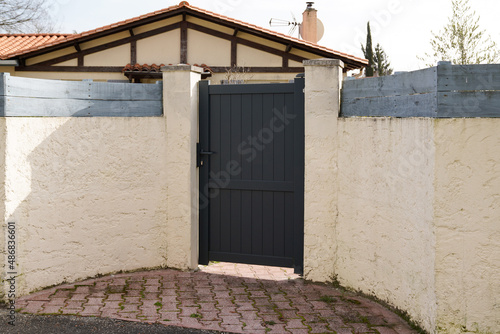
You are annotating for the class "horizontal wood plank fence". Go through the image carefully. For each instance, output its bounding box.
[341,62,500,118]
[0,73,162,117]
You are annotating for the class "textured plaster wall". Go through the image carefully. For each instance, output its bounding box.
[0,119,5,300]
[163,66,201,271]
[434,119,500,334]
[336,118,437,332]
[303,59,343,282]
[2,117,168,296]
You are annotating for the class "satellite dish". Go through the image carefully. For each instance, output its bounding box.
[317,18,324,42]
[299,18,324,42]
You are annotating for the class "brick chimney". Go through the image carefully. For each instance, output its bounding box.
[301,2,318,44]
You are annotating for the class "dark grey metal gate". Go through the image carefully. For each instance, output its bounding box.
[198,78,304,273]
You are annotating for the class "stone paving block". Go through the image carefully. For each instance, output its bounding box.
[123,296,141,304]
[199,320,224,331]
[142,292,159,300]
[127,282,143,290]
[158,302,178,311]
[217,306,238,316]
[65,301,84,309]
[179,317,205,329]
[256,305,276,314]
[220,314,241,325]
[18,263,420,334]
[198,311,219,321]
[198,302,217,311]
[60,308,82,315]
[351,322,379,333]
[279,310,300,319]
[239,310,259,319]
[284,318,307,329]
[309,300,332,310]
[234,294,251,302]
[144,285,159,293]
[283,329,308,334]
[178,306,200,317]
[253,297,273,306]
[102,300,121,309]
[373,327,400,334]
[69,293,88,301]
[158,312,180,322]
[80,305,102,316]
[111,278,127,285]
[195,288,213,295]
[178,299,198,307]
[308,322,332,333]
[160,288,177,296]
[269,293,287,301]
[265,323,289,333]
[215,298,234,307]
[105,294,123,301]
[243,318,266,329]
[178,291,196,299]
[44,298,67,306]
[235,302,254,311]
[274,301,295,310]
[161,281,176,289]
[100,309,119,317]
[74,286,90,294]
[221,324,244,333]
[52,290,72,298]
[25,293,51,301]
[261,314,285,324]
[140,307,159,318]
[40,305,62,314]
[120,304,139,312]
[333,327,356,334]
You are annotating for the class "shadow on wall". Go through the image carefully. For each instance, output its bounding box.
[3,116,170,297]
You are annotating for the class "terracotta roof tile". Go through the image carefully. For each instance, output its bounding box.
[0,34,72,58]
[1,1,367,67]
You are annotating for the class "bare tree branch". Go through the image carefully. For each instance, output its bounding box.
[0,0,55,33]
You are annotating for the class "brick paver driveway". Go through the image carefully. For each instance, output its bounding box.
[17,262,418,333]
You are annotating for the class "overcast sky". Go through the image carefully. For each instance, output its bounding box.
[51,0,500,71]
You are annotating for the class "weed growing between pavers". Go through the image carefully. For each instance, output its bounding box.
[320,295,336,303]
[190,313,202,318]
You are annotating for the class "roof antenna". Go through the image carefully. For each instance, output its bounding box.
[269,12,300,37]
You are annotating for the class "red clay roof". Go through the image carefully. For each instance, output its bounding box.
[0,34,73,58]
[1,1,367,68]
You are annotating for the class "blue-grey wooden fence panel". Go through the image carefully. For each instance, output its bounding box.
[0,73,162,117]
[341,62,500,118]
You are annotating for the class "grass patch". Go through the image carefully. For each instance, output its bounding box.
[320,295,336,303]
[154,302,162,307]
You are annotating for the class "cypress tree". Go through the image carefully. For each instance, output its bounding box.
[361,22,374,77]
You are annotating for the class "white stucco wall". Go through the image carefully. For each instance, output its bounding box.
[336,118,437,332]
[434,119,500,334]
[2,117,168,296]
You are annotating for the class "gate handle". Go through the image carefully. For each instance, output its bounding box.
[200,149,216,155]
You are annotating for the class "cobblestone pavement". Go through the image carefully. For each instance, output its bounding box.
[17,262,419,333]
